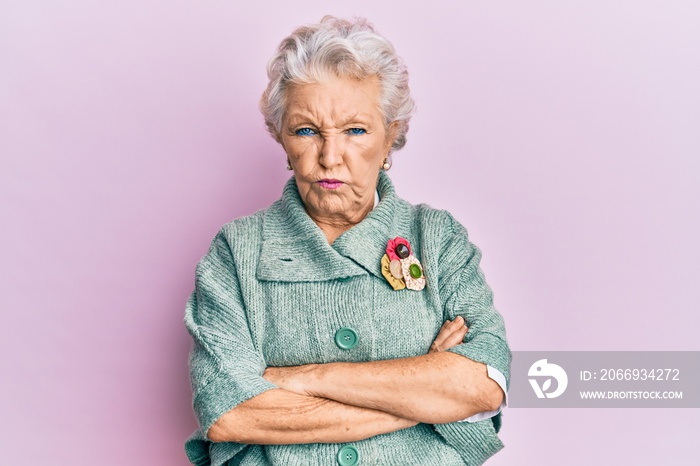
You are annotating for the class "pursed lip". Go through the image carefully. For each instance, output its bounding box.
[317,178,344,189]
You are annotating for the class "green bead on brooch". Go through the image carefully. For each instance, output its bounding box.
[409,263,422,279]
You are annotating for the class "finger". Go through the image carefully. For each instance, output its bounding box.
[432,318,461,348]
[440,325,468,350]
[430,319,468,353]
[430,326,467,353]
[441,316,465,340]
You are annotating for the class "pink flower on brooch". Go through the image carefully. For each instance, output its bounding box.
[386,237,411,261]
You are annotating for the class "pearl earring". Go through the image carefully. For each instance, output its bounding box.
[382,155,392,171]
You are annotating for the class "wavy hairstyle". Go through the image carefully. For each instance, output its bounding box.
[260,16,415,153]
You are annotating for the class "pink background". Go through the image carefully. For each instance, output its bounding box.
[2,1,698,464]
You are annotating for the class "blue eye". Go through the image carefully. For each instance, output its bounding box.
[295,128,315,136]
[348,128,366,135]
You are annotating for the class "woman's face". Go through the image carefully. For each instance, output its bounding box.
[280,75,396,225]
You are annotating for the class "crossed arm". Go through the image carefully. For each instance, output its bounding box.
[207,316,505,444]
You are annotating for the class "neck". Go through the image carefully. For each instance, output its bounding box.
[317,223,350,245]
[307,201,374,245]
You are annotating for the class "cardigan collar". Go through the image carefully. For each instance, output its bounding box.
[257,171,398,282]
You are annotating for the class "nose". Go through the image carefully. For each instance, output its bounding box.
[318,134,344,168]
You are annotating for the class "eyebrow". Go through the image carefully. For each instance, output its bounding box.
[286,112,372,127]
[339,113,369,126]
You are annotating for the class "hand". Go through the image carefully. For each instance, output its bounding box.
[263,364,316,396]
[429,316,468,354]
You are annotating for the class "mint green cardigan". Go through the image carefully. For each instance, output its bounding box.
[184,171,511,465]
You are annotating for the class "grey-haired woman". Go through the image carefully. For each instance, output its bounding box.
[185,16,510,466]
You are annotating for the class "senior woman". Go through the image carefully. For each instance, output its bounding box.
[185,16,511,466]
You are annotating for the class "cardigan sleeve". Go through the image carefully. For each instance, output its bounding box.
[430,214,511,463]
[184,230,277,464]
[436,214,511,391]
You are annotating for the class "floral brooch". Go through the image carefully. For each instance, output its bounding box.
[381,236,426,291]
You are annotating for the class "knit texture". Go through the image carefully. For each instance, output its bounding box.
[184,171,511,466]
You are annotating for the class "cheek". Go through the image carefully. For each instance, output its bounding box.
[286,138,319,162]
[346,144,383,182]
[351,137,387,167]
[350,132,383,153]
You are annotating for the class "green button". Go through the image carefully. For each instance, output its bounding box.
[334,327,358,350]
[337,445,360,466]
[409,263,422,279]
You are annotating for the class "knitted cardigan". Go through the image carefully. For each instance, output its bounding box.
[184,171,511,466]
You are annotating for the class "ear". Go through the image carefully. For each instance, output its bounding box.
[384,121,399,154]
[277,132,290,156]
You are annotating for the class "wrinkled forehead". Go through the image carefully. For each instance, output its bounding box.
[283,75,384,125]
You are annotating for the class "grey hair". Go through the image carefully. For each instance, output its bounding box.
[259,15,415,153]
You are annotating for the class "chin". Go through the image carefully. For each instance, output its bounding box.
[315,198,346,215]
[306,192,346,213]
